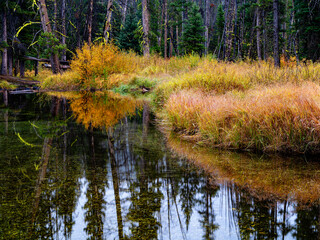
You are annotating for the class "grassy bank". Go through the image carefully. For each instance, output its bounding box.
[39,43,320,154]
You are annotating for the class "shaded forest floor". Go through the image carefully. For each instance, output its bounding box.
[3,43,320,154]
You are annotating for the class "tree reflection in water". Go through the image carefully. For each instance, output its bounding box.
[0,91,320,240]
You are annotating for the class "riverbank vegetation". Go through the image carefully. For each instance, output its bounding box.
[1,0,320,155]
[27,42,320,154]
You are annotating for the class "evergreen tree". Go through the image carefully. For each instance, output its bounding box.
[180,2,205,55]
[117,7,142,54]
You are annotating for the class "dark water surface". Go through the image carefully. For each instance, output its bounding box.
[1,92,320,240]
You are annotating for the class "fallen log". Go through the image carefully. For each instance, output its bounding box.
[0,75,40,86]
[9,89,37,94]
[42,63,70,69]
[24,56,70,65]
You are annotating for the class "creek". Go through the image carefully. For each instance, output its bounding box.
[1,91,319,240]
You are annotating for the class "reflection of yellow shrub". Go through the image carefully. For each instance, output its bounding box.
[70,91,141,129]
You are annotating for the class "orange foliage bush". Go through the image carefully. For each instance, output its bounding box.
[70,43,142,88]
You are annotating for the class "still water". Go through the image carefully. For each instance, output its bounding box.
[0,91,320,240]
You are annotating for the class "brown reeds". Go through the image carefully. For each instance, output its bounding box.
[164,83,320,154]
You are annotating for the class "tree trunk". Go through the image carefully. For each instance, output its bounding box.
[122,0,128,24]
[61,0,67,61]
[256,1,262,60]
[164,0,168,59]
[19,60,25,78]
[273,0,280,67]
[225,0,236,61]
[87,0,94,44]
[53,0,57,32]
[8,47,13,76]
[204,0,210,55]
[142,0,150,56]
[38,0,61,73]
[176,23,180,55]
[169,24,173,57]
[103,0,113,43]
[263,9,267,60]
[1,11,8,75]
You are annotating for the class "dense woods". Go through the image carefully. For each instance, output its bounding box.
[1,0,320,76]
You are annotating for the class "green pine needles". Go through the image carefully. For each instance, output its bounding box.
[180,2,205,55]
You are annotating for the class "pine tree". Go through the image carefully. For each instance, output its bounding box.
[117,7,142,54]
[179,2,205,55]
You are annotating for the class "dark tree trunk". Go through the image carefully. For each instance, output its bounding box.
[169,24,173,57]
[8,48,13,76]
[273,0,280,67]
[204,0,210,55]
[1,11,8,75]
[164,0,168,59]
[19,60,25,78]
[61,0,67,61]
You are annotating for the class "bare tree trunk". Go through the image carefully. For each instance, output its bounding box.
[204,0,210,55]
[273,0,280,67]
[263,9,267,60]
[164,0,168,59]
[169,24,173,57]
[176,23,179,55]
[122,0,128,24]
[61,0,67,61]
[53,0,57,32]
[1,11,8,75]
[103,0,113,43]
[38,0,61,73]
[87,0,94,44]
[142,0,150,56]
[19,60,25,78]
[256,1,262,60]
[158,2,164,50]
[8,48,13,76]
[225,0,236,61]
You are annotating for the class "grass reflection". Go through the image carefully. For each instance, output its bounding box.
[166,134,320,205]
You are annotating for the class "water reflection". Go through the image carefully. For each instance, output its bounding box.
[0,92,320,240]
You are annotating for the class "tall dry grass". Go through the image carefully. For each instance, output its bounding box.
[154,60,320,106]
[164,83,320,154]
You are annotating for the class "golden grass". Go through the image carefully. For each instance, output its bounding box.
[40,71,81,90]
[164,83,320,154]
[166,136,320,204]
[154,60,320,106]
[0,81,16,90]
